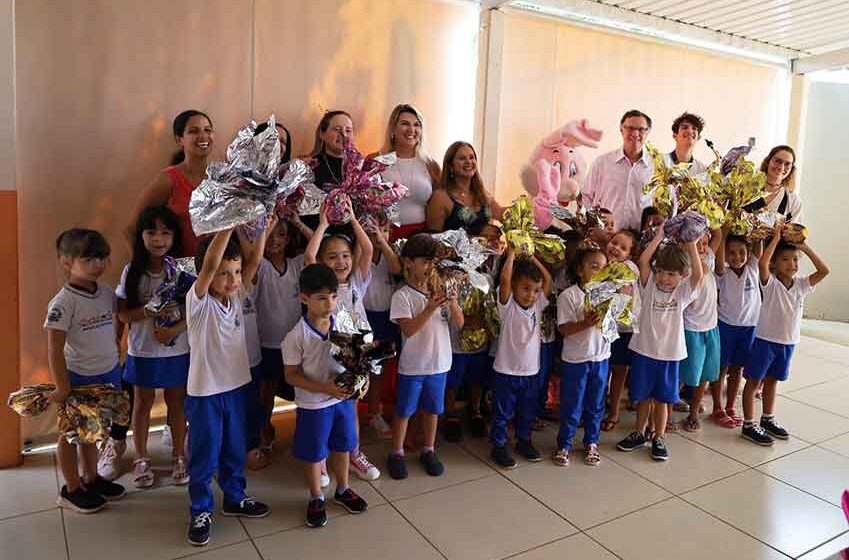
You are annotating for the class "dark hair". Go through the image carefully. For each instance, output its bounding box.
[640,206,661,231]
[255,121,293,164]
[610,229,639,258]
[772,241,799,261]
[441,141,490,209]
[194,235,242,273]
[401,233,439,259]
[56,228,110,260]
[513,257,543,284]
[654,245,689,273]
[318,232,354,261]
[310,110,353,157]
[170,110,212,166]
[620,109,652,129]
[671,112,705,134]
[467,220,501,237]
[569,246,606,284]
[125,206,182,308]
[760,145,797,192]
[725,234,750,249]
[300,263,339,295]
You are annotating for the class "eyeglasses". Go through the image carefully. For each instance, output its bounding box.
[622,126,649,134]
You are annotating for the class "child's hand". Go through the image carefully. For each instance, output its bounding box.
[266,212,279,233]
[49,386,71,405]
[318,200,330,228]
[583,311,599,327]
[426,296,448,313]
[618,285,633,297]
[327,382,353,400]
[153,325,177,345]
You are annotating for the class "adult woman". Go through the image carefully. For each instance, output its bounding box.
[753,145,803,222]
[132,110,215,257]
[375,104,441,239]
[254,120,293,164]
[308,110,354,191]
[426,141,503,233]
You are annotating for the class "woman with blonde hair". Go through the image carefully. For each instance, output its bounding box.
[747,145,803,222]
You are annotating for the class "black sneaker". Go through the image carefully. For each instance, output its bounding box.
[57,485,106,514]
[85,476,125,501]
[469,414,487,438]
[333,488,368,514]
[742,423,774,446]
[222,497,270,518]
[188,512,212,546]
[306,498,327,528]
[419,450,445,476]
[617,430,647,452]
[515,438,542,462]
[387,453,408,480]
[442,418,463,442]
[490,445,517,469]
[760,417,789,440]
[651,437,669,461]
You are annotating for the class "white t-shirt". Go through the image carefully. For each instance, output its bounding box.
[186,285,251,397]
[255,256,304,348]
[115,264,189,358]
[380,156,433,226]
[629,273,697,361]
[661,152,708,177]
[683,250,718,332]
[717,257,761,327]
[336,268,372,333]
[363,253,395,313]
[755,274,814,345]
[282,317,346,410]
[44,284,119,376]
[557,284,611,363]
[242,286,262,368]
[390,284,452,375]
[494,293,548,375]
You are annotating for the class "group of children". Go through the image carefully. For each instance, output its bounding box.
[44,196,829,547]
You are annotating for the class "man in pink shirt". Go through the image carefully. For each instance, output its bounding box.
[582,110,654,232]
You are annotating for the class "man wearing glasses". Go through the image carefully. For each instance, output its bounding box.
[582,110,654,232]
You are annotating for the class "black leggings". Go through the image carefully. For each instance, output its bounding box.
[110,382,134,441]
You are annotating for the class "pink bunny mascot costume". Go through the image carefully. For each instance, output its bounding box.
[520,119,603,230]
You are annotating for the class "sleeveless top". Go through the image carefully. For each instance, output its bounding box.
[312,152,344,192]
[165,165,200,258]
[443,196,491,232]
[380,156,433,226]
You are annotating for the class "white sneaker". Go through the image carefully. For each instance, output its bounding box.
[97,438,126,481]
[369,415,392,440]
[349,449,380,480]
[161,424,173,448]
[319,459,330,488]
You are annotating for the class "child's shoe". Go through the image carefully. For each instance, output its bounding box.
[172,455,190,485]
[442,417,463,442]
[515,438,542,462]
[419,450,445,476]
[57,485,105,514]
[651,437,669,461]
[491,445,517,469]
[96,437,125,481]
[369,415,392,440]
[584,444,601,467]
[760,417,789,440]
[319,459,330,487]
[552,448,570,467]
[333,487,368,514]
[306,498,327,528]
[387,452,408,480]
[616,430,647,452]
[132,457,156,488]
[85,476,126,501]
[741,423,774,446]
[222,497,270,518]
[187,512,212,546]
[350,449,380,480]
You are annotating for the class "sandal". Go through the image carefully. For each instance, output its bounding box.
[601,417,619,432]
[132,458,155,488]
[710,410,737,429]
[665,420,680,433]
[584,444,601,466]
[725,408,744,427]
[681,416,702,432]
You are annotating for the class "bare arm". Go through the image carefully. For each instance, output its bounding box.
[426,189,450,232]
[288,213,314,242]
[305,202,330,265]
[531,255,553,296]
[284,364,352,400]
[685,241,703,289]
[237,214,276,287]
[708,228,722,254]
[759,228,781,284]
[447,298,464,329]
[800,242,830,287]
[714,227,727,276]
[638,229,665,286]
[499,249,515,305]
[374,233,402,275]
[47,330,71,403]
[558,313,597,336]
[348,201,373,279]
[194,228,234,297]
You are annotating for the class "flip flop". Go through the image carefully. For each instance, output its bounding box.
[601,418,619,432]
[710,410,737,429]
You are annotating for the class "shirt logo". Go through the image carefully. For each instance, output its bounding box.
[744,278,754,291]
[47,306,64,323]
[652,297,678,312]
[79,311,113,332]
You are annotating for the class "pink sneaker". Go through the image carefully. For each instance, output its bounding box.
[350,449,380,480]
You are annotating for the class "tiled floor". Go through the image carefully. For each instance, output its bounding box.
[2,335,849,560]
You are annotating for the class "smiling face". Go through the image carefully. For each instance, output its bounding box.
[141,218,175,259]
[726,239,749,270]
[606,232,634,263]
[264,220,289,257]
[319,237,353,283]
[655,268,683,291]
[393,111,422,152]
[177,114,214,159]
[451,144,478,180]
[673,120,700,150]
[210,257,242,300]
[620,115,650,155]
[321,114,354,157]
[766,149,794,186]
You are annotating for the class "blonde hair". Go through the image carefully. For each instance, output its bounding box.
[441,141,490,207]
[381,104,425,156]
[309,110,353,157]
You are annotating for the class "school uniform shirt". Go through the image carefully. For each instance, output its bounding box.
[363,253,395,313]
[683,250,718,332]
[494,293,548,375]
[44,284,119,376]
[754,274,815,345]
[185,285,251,397]
[116,264,189,358]
[242,286,262,368]
[255,255,304,349]
[336,268,372,333]
[282,317,346,410]
[628,273,697,361]
[390,284,452,375]
[557,284,612,363]
[716,256,761,327]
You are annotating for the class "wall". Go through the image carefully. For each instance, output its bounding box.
[799,81,849,321]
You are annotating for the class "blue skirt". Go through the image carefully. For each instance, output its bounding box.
[123,354,190,388]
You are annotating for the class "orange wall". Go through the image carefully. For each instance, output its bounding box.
[0,190,21,467]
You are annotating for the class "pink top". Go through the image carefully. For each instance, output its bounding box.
[165,165,200,257]
[582,148,654,231]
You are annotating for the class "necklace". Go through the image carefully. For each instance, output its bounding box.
[322,152,343,185]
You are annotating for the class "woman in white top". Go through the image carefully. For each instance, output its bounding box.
[753,145,803,222]
[373,104,441,240]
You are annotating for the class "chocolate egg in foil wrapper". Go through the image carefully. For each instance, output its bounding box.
[501,196,566,264]
[781,223,807,246]
[583,262,638,343]
[329,330,397,399]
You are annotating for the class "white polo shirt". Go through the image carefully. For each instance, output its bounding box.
[629,273,697,361]
[282,317,346,410]
[255,256,304,349]
[390,284,452,375]
[363,253,395,313]
[336,268,372,333]
[716,257,761,327]
[755,274,814,345]
[683,251,718,333]
[494,293,548,376]
[242,286,262,368]
[557,284,611,363]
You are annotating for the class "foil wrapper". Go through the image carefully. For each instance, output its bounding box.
[7,383,130,444]
[583,262,637,342]
[329,330,397,400]
[457,287,500,352]
[432,229,496,294]
[190,115,315,235]
[502,196,566,265]
[663,211,709,244]
[144,256,196,320]
[781,223,808,246]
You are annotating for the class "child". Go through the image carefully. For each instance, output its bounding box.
[616,228,703,461]
[601,229,640,432]
[46,228,127,513]
[387,233,463,479]
[185,228,269,546]
[283,263,369,528]
[363,217,402,439]
[554,245,609,466]
[678,231,722,432]
[640,206,663,233]
[589,208,616,246]
[116,206,190,488]
[710,231,761,428]
[306,197,380,480]
[490,249,552,468]
[740,229,829,445]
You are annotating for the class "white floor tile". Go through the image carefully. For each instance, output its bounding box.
[0,509,68,560]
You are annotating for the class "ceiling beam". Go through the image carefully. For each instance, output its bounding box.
[792,46,849,74]
[480,0,513,8]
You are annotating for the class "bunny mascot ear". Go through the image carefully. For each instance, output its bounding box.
[560,119,602,149]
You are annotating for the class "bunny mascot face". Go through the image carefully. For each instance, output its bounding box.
[520,119,602,230]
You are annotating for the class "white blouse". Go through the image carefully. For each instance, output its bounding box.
[381,156,434,225]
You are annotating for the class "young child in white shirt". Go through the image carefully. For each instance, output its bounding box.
[740,228,829,446]
[284,263,369,528]
[489,249,552,469]
[388,234,463,479]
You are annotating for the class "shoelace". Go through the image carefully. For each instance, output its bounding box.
[654,438,667,449]
[239,497,256,509]
[100,441,117,462]
[351,451,374,470]
[192,512,212,528]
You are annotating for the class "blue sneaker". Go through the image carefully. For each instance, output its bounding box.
[188,512,212,546]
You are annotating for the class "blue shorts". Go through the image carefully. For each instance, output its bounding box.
[718,321,756,367]
[366,310,401,348]
[293,400,358,463]
[609,332,634,367]
[68,363,123,389]
[680,328,721,387]
[744,338,795,382]
[629,353,680,403]
[123,354,189,388]
[446,351,490,389]
[396,372,448,418]
[260,347,295,401]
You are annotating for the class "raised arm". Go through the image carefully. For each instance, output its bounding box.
[499,249,515,305]
[531,255,552,296]
[305,202,330,265]
[714,227,727,276]
[708,228,722,254]
[685,240,703,289]
[347,199,373,279]
[638,228,665,286]
[759,227,781,284]
[237,214,276,286]
[374,232,402,275]
[194,228,234,297]
[800,241,830,287]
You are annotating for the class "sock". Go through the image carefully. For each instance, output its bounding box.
[392,449,405,458]
[335,485,349,496]
[310,492,324,501]
[421,446,434,454]
[743,419,754,427]
[761,414,774,421]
